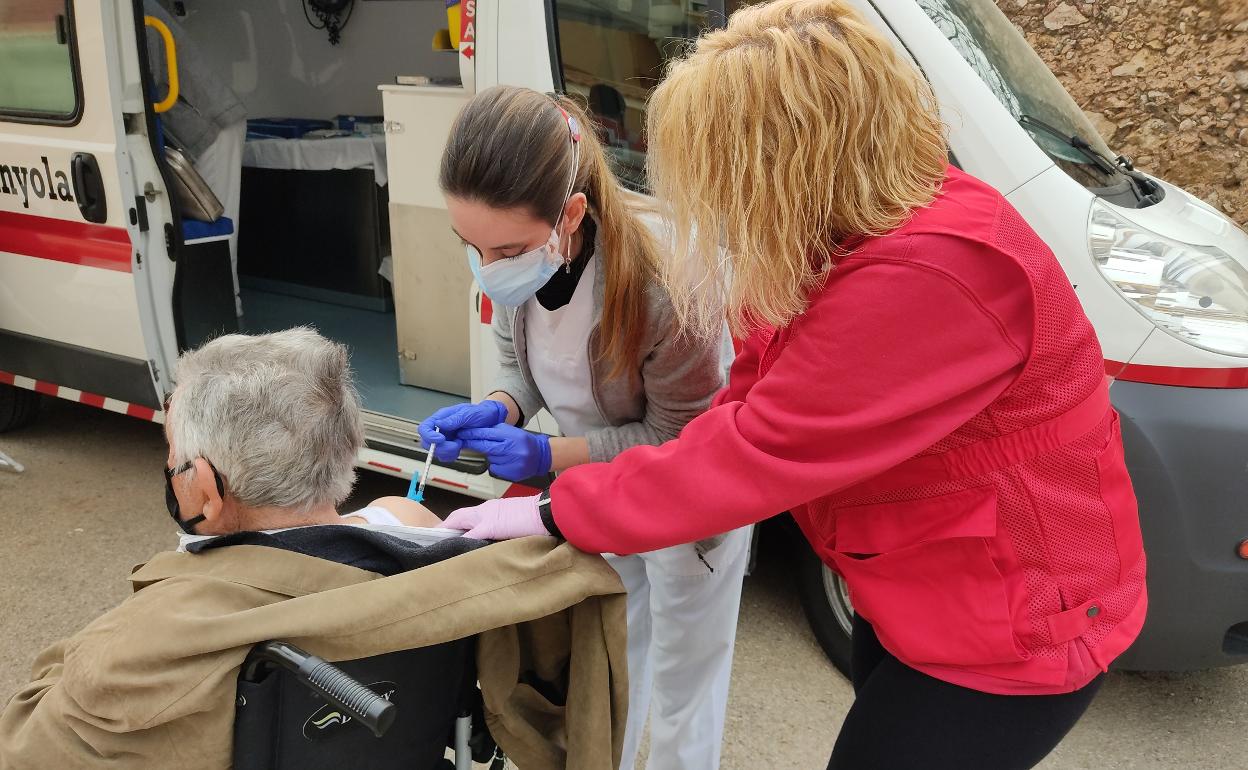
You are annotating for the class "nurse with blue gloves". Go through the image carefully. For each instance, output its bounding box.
[417,85,750,770]
[421,400,548,482]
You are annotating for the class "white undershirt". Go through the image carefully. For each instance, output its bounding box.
[346,505,404,526]
[524,254,606,438]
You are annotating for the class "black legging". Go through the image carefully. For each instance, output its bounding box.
[828,615,1102,770]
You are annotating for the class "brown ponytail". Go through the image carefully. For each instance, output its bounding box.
[440,85,658,379]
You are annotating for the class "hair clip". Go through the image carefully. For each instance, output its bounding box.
[557,106,582,143]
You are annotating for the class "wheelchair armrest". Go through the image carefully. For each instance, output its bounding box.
[241,641,396,738]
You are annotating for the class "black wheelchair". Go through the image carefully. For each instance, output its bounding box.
[232,638,504,769]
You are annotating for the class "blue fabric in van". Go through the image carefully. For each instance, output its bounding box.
[182,217,234,241]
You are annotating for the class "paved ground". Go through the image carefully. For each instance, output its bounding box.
[1,397,1245,768]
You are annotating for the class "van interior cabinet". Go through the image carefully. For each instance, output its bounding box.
[237,167,391,310]
[382,85,473,397]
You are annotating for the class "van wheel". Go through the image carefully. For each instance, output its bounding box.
[0,384,40,433]
[794,534,854,678]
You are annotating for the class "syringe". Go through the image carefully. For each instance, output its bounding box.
[407,427,439,502]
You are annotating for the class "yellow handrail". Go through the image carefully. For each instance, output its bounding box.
[144,15,179,114]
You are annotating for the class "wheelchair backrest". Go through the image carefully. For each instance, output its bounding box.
[233,638,474,770]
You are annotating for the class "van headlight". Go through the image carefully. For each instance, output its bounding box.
[1089,201,1248,357]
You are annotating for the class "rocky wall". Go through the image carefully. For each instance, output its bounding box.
[997,0,1248,226]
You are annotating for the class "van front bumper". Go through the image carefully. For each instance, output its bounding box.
[1110,379,1248,671]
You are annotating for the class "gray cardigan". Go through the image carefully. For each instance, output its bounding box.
[490,223,730,464]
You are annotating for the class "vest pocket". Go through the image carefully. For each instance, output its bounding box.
[1097,411,1144,582]
[830,485,1025,667]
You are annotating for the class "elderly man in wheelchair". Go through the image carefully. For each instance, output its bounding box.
[0,328,628,770]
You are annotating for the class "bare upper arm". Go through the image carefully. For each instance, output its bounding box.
[361,497,444,527]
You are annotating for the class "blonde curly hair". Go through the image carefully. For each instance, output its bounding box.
[647,0,949,339]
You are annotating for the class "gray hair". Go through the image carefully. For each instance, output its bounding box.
[168,327,363,512]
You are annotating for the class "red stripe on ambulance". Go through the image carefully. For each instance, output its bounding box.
[125,403,158,421]
[78,391,107,409]
[0,370,163,423]
[0,210,132,272]
[432,477,470,489]
[1106,360,1248,389]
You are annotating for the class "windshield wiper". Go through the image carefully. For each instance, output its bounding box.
[1019,114,1117,174]
[1018,114,1163,205]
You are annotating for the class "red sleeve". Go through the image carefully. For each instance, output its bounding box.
[551,249,1031,555]
[710,329,767,408]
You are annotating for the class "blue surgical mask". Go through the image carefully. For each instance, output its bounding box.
[468,227,565,306]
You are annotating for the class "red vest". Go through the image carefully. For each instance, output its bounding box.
[788,190,1147,695]
[553,167,1147,695]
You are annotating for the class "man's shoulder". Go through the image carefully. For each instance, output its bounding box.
[74,559,271,660]
[60,547,337,728]
[134,541,380,590]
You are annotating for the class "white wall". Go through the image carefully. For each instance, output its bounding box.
[171,0,460,119]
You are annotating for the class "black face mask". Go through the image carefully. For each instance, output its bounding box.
[164,459,225,535]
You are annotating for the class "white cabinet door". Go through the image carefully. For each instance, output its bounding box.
[382,85,474,396]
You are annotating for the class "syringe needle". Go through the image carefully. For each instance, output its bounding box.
[408,427,440,502]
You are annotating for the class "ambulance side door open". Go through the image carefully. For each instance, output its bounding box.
[0,0,165,418]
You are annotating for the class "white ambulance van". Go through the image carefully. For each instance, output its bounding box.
[1,0,1245,675]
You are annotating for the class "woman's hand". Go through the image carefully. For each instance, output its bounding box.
[442,495,548,540]
[418,400,510,461]
[458,424,552,481]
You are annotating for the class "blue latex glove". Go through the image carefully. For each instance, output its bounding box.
[418,400,509,462]
[457,424,553,482]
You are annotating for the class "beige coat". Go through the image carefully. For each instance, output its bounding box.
[0,537,628,769]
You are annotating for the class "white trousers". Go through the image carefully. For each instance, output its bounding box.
[606,525,751,770]
[194,119,246,315]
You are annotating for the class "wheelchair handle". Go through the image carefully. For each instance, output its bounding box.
[242,641,396,738]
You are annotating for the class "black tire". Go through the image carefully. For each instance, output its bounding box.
[794,532,854,679]
[0,384,40,433]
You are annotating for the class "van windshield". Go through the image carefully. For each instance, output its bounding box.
[915,0,1130,193]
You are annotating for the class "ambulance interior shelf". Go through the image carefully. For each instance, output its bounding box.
[243,128,389,187]
[237,119,391,312]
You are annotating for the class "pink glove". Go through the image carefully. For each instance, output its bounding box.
[441,494,548,541]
